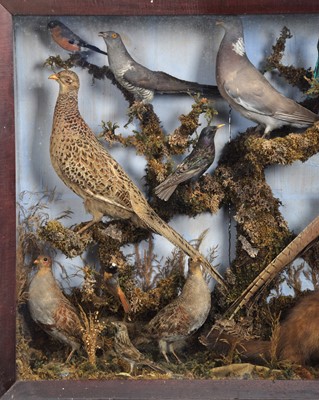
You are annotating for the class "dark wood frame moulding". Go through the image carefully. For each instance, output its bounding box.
[1,1,319,398]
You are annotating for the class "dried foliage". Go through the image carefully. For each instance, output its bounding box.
[17,26,319,380]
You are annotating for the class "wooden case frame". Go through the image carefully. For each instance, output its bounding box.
[2,1,319,398]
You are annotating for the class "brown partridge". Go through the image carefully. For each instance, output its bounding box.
[48,70,226,288]
[28,255,82,362]
[112,321,168,374]
[146,258,211,363]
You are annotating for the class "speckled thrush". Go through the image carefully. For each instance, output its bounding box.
[112,321,168,374]
[28,255,82,363]
[48,70,226,288]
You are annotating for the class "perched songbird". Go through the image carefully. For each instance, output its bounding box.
[28,255,82,363]
[216,18,319,136]
[104,263,131,314]
[98,31,220,103]
[48,70,226,288]
[48,20,107,56]
[145,258,211,363]
[112,321,168,374]
[155,124,224,201]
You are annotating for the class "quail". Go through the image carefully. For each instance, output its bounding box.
[48,70,226,288]
[28,255,82,362]
[146,258,211,363]
[112,321,168,374]
[155,124,224,201]
[216,17,319,136]
[98,31,220,103]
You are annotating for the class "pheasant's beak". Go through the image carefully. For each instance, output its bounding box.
[33,259,39,265]
[217,123,225,129]
[48,74,59,80]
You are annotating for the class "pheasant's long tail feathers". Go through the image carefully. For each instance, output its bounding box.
[130,191,226,288]
[227,215,319,319]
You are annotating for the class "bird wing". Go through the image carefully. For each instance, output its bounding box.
[124,64,216,94]
[224,75,275,117]
[156,161,207,192]
[225,67,318,124]
[54,302,82,340]
[148,303,192,338]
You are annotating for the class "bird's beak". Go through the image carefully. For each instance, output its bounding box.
[48,73,59,80]
[217,123,225,129]
[98,32,105,37]
[33,259,39,265]
[216,20,223,26]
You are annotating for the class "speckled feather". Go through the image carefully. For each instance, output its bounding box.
[112,321,167,373]
[49,70,226,288]
[155,125,221,201]
[146,259,211,362]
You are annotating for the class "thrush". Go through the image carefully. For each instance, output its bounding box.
[155,124,224,201]
[48,20,107,55]
[145,258,211,363]
[98,31,221,103]
[112,321,168,374]
[48,70,226,288]
[28,255,82,363]
[216,17,319,136]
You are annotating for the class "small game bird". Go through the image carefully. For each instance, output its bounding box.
[28,255,82,362]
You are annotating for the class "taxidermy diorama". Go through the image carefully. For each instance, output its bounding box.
[16,15,319,380]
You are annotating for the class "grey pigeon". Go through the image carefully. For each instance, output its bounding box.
[155,124,224,201]
[216,18,319,136]
[98,31,220,103]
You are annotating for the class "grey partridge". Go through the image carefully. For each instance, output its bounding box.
[216,17,319,136]
[146,258,211,363]
[112,321,168,374]
[48,70,226,288]
[28,255,82,362]
[98,31,220,103]
[155,124,224,201]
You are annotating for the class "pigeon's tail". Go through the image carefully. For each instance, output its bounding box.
[130,191,226,288]
[84,43,108,56]
[226,215,319,320]
[154,181,178,202]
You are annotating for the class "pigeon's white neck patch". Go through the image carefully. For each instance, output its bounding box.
[232,37,245,56]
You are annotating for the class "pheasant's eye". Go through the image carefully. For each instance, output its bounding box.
[43,257,48,262]
[111,33,118,39]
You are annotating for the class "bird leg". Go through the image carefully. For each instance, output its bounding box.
[169,344,182,364]
[159,339,171,363]
[65,347,76,363]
